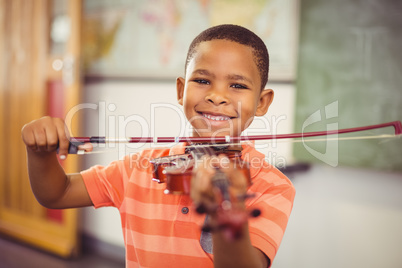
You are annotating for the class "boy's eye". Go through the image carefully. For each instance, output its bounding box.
[231,83,248,89]
[193,79,210,85]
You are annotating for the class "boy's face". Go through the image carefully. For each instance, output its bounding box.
[177,39,273,137]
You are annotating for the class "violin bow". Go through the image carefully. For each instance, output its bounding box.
[66,121,402,154]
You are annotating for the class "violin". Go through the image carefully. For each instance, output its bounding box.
[151,144,249,194]
[151,144,261,240]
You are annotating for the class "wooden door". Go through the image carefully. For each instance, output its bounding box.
[0,0,82,258]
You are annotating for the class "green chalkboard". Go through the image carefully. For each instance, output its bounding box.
[294,0,402,171]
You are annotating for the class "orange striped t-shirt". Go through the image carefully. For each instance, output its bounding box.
[81,143,295,267]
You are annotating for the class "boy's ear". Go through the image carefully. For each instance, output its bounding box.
[255,89,274,116]
[176,77,185,105]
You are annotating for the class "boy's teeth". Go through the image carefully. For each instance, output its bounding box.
[202,113,230,121]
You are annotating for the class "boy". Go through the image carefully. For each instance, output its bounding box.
[22,24,295,268]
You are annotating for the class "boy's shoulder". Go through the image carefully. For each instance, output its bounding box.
[241,143,294,188]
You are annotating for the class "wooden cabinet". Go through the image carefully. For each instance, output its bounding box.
[0,0,82,258]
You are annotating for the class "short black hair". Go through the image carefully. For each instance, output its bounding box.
[185,24,269,90]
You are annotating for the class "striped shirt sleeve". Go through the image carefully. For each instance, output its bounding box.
[247,165,295,265]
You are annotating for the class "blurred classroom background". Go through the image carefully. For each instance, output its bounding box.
[0,0,401,267]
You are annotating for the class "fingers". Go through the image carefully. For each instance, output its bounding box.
[21,116,70,158]
[54,118,70,158]
[191,155,216,206]
[190,154,249,213]
[21,124,39,152]
[218,156,248,197]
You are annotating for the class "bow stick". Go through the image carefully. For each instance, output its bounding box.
[65,121,402,154]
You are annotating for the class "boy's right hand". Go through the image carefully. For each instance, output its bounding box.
[21,116,92,159]
[22,116,94,208]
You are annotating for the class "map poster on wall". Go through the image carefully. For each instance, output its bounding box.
[83,0,299,81]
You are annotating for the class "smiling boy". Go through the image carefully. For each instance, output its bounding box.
[177,26,273,138]
[22,24,295,268]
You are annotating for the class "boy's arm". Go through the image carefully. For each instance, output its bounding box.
[212,225,269,268]
[22,116,93,209]
[191,156,270,268]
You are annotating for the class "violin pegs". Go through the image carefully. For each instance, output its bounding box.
[195,203,219,215]
[196,204,208,214]
[249,208,261,218]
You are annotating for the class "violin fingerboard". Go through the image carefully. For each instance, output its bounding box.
[212,169,230,202]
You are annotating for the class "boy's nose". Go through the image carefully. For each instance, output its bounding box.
[205,88,230,105]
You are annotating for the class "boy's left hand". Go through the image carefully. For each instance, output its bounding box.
[190,154,248,215]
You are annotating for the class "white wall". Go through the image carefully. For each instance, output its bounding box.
[275,164,402,268]
[80,81,402,268]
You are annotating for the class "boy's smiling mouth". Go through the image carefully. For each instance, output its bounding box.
[197,111,237,122]
[201,113,230,121]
